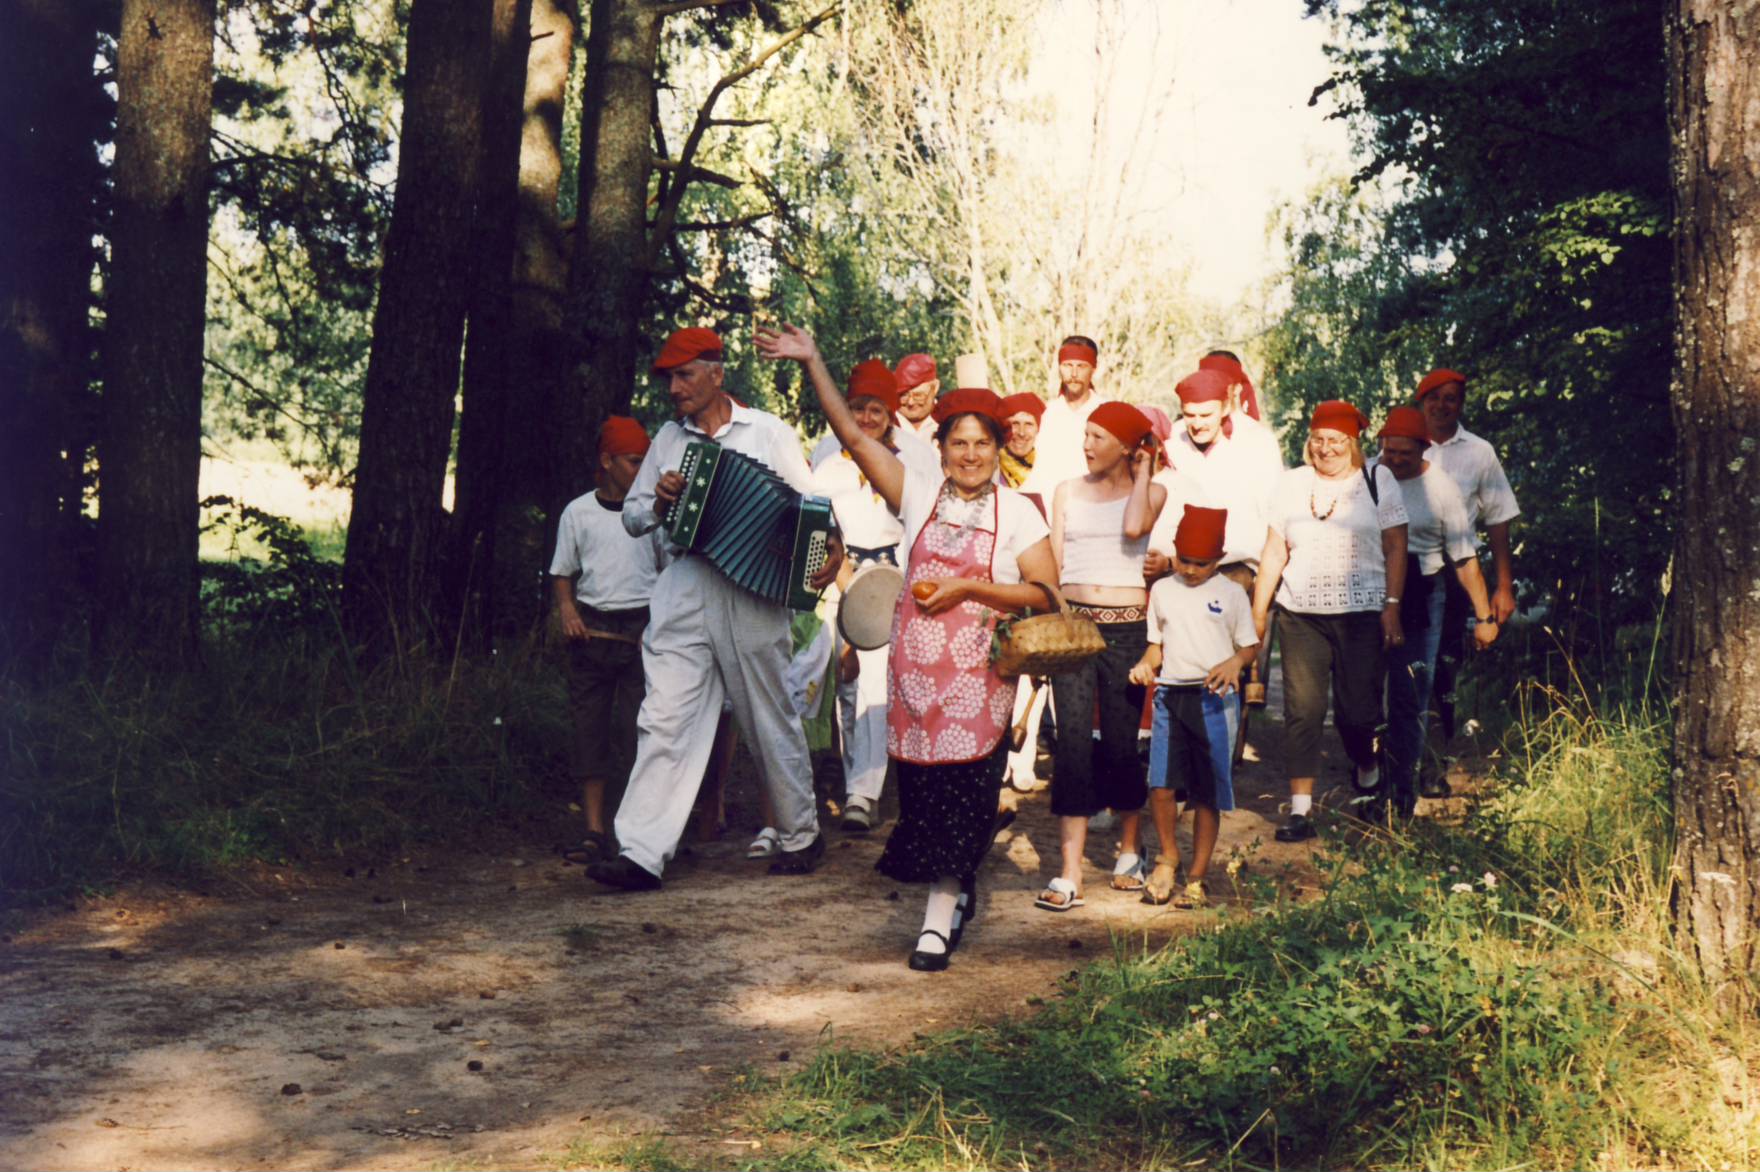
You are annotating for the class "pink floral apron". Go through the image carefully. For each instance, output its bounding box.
[887,489,1017,764]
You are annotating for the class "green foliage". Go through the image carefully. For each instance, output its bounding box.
[1265,0,1671,641]
[739,688,1757,1171]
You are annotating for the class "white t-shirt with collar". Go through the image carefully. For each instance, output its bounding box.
[1146,572,1258,686]
[897,465,1049,586]
[1426,424,1520,531]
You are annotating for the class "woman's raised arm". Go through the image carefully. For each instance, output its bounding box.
[756,324,906,511]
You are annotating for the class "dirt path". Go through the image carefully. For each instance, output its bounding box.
[0,710,1350,1171]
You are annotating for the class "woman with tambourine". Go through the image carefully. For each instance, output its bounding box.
[759,324,1057,972]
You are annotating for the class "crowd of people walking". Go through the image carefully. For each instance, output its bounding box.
[548,324,1519,971]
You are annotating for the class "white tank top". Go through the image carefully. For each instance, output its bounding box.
[1060,494,1149,588]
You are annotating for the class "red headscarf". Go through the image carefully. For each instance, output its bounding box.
[1174,505,1228,561]
[1057,342,1099,366]
[1139,404,1174,444]
[847,359,900,413]
[997,392,1046,421]
[930,387,1005,425]
[1378,405,1430,446]
[599,416,651,458]
[1415,368,1466,400]
[1089,402,1154,449]
[651,327,723,372]
[894,353,937,391]
[1198,353,1263,420]
[1310,400,1369,438]
[1175,369,1231,405]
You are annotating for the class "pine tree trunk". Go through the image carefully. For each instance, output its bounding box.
[1667,0,1760,1002]
[343,0,494,647]
[0,0,106,662]
[563,0,662,440]
[97,0,215,666]
[450,0,538,647]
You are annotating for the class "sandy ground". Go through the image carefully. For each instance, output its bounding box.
[0,701,1389,1172]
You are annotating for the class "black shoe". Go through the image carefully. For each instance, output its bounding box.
[1418,773,1451,800]
[1275,813,1317,843]
[586,855,662,891]
[908,929,952,971]
[768,833,825,875]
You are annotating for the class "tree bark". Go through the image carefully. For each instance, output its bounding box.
[562,0,663,439]
[1668,0,1760,1002]
[97,0,215,666]
[450,0,540,647]
[343,0,494,647]
[0,0,108,663]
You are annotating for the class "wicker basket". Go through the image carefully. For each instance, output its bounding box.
[991,583,1106,678]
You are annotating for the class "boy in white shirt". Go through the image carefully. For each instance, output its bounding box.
[550,416,666,866]
[1129,505,1259,909]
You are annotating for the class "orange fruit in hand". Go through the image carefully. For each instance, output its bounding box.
[911,581,937,601]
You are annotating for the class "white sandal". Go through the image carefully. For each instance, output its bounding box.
[1110,852,1146,891]
[746,827,780,859]
[1034,876,1085,912]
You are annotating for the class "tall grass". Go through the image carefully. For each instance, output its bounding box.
[739,678,1758,1171]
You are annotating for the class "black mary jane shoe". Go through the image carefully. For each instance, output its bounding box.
[908,929,953,972]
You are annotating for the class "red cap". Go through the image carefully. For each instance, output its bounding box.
[997,392,1046,421]
[599,415,651,458]
[1088,401,1154,449]
[1174,505,1228,561]
[930,387,1004,425]
[1175,369,1231,405]
[1310,399,1369,438]
[1378,405,1430,446]
[894,353,937,391]
[1416,368,1466,400]
[652,327,723,372]
[1058,342,1098,366]
[847,359,900,413]
[1140,404,1174,444]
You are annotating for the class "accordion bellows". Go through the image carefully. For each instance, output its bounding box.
[664,441,834,611]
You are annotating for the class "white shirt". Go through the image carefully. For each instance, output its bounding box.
[549,492,666,611]
[624,400,816,556]
[898,465,1049,586]
[808,429,939,556]
[1156,417,1286,567]
[894,413,940,443]
[1022,393,1108,497]
[1392,462,1478,576]
[1268,464,1409,614]
[1146,573,1258,685]
[1427,424,1520,531]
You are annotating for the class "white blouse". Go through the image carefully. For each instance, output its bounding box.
[1268,464,1408,614]
[898,466,1049,585]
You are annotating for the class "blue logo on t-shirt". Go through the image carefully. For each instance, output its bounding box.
[1207,600,1223,614]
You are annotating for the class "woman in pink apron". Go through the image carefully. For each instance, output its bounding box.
[758,325,1057,971]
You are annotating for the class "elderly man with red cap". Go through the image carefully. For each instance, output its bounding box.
[808,360,940,833]
[1022,335,1110,496]
[893,353,942,442]
[1414,368,1520,791]
[550,416,668,867]
[1147,366,1286,702]
[587,328,843,892]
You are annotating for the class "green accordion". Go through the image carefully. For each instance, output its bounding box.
[664,441,834,611]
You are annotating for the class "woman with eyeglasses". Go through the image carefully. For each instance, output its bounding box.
[1250,401,1409,842]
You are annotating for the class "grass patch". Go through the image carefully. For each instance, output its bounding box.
[738,682,1760,1170]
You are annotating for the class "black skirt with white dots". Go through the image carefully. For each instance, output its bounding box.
[876,740,1009,884]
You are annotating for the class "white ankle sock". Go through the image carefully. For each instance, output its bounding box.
[1356,764,1380,790]
[919,879,960,955]
[1290,793,1313,817]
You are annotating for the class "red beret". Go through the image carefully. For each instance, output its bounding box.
[847,359,900,413]
[894,353,937,391]
[1176,369,1232,405]
[1416,368,1466,400]
[652,327,723,372]
[599,415,651,458]
[1378,405,1430,446]
[1089,402,1154,449]
[1174,504,1228,562]
[1310,400,1370,438]
[997,392,1046,421]
[1140,404,1174,444]
[930,387,1004,425]
[1057,342,1098,366]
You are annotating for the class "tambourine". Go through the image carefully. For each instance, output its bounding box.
[836,561,905,650]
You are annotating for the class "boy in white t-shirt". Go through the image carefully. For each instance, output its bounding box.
[1128,505,1259,909]
[549,416,666,867]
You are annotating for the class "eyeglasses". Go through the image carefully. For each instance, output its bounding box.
[1310,437,1352,451]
